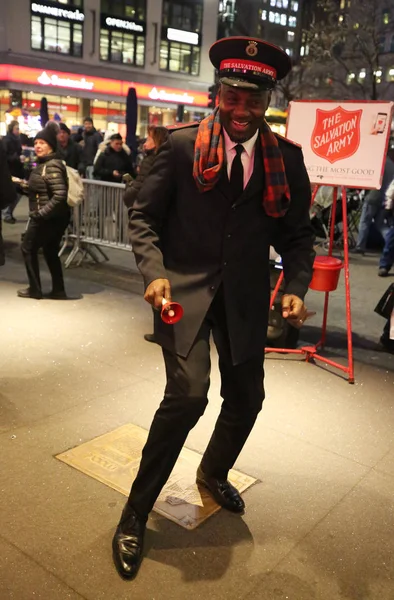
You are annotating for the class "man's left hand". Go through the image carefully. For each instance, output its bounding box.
[281,294,308,329]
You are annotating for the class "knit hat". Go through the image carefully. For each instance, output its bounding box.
[34,122,58,151]
[110,133,122,141]
[59,122,71,136]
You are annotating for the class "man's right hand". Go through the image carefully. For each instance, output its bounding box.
[144,278,171,310]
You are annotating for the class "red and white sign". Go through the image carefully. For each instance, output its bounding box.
[0,64,209,107]
[311,107,362,164]
[286,100,394,189]
[37,71,94,91]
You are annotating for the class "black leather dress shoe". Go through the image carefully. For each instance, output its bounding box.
[112,504,146,580]
[143,333,157,344]
[196,465,245,514]
[17,288,43,300]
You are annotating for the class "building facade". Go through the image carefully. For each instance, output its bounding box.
[218,0,304,60]
[298,0,394,102]
[217,0,305,107]
[0,0,218,138]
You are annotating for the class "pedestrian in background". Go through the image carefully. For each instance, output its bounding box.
[0,143,17,265]
[354,155,394,254]
[124,124,169,344]
[80,117,102,179]
[57,123,85,174]
[378,176,394,277]
[375,282,394,353]
[93,130,132,166]
[124,125,168,212]
[2,119,24,223]
[18,123,70,300]
[94,133,135,183]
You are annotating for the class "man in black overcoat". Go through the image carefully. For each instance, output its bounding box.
[112,36,315,579]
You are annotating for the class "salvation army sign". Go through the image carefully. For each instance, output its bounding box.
[286,101,394,189]
[312,107,362,163]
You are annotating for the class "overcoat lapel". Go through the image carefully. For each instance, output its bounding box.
[215,163,232,200]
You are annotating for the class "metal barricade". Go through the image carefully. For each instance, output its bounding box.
[62,180,132,268]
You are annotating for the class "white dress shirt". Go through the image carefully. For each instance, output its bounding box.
[223,128,259,191]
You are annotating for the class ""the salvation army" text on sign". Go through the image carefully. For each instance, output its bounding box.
[286,101,394,189]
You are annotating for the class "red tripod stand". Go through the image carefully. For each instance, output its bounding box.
[265,186,355,384]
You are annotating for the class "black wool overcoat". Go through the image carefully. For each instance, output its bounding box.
[130,125,315,365]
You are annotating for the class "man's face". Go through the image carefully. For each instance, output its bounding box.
[12,125,20,136]
[84,120,93,132]
[57,130,69,146]
[110,139,123,152]
[219,84,271,143]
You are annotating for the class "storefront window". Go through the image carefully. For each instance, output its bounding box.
[160,41,200,76]
[160,1,202,75]
[30,2,84,57]
[100,0,146,65]
[101,0,146,20]
[100,30,145,65]
[162,0,203,32]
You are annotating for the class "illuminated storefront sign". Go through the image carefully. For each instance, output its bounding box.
[166,28,199,46]
[31,1,85,22]
[148,87,194,104]
[37,71,94,90]
[0,65,208,106]
[104,16,144,33]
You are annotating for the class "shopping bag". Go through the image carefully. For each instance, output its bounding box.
[374,283,394,319]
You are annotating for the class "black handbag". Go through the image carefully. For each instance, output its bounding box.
[375,283,394,319]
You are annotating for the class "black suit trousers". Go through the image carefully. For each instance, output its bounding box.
[21,214,70,294]
[128,287,265,518]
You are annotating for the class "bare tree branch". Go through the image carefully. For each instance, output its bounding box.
[279,0,391,103]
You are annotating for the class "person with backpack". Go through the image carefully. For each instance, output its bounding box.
[18,123,70,300]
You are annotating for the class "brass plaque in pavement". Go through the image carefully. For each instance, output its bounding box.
[56,423,257,530]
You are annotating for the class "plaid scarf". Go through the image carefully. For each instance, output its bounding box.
[193,107,290,217]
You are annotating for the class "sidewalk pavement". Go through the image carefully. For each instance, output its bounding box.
[1,204,394,600]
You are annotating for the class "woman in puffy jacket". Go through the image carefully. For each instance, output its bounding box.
[123,125,169,212]
[18,123,70,300]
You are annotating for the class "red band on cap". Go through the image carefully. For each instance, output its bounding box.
[220,59,277,79]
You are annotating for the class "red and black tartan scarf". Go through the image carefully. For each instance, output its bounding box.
[193,107,290,217]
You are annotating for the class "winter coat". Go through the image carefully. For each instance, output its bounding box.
[28,153,70,219]
[80,128,103,167]
[93,138,131,165]
[124,150,155,212]
[93,146,135,183]
[365,157,394,207]
[0,143,17,210]
[58,139,85,173]
[130,125,315,364]
[2,132,24,179]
